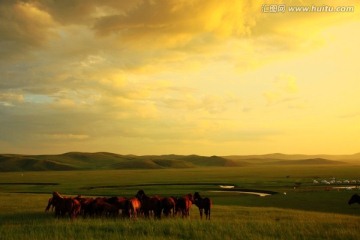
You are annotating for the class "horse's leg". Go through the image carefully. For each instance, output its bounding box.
[55,207,60,218]
[199,208,203,219]
[205,208,210,220]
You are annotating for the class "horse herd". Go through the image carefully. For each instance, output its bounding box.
[45,190,212,220]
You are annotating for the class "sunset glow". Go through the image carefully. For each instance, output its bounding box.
[1,0,360,155]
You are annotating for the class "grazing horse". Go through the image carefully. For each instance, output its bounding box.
[176,193,193,218]
[89,197,119,217]
[348,194,360,205]
[136,190,162,219]
[124,197,141,218]
[193,192,212,220]
[51,192,81,219]
[161,197,176,217]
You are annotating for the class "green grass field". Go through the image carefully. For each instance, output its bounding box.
[1,165,359,239]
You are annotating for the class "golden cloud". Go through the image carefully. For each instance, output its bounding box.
[0,1,55,59]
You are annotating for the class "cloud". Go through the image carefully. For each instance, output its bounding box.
[158,93,239,114]
[44,133,90,141]
[91,0,262,50]
[37,0,142,25]
[0,92,24,107]
[0,1,56,60]
[1,0,359,154]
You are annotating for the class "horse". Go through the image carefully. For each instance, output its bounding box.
[107,196,127,216]
[176,193,193,218]
[193,192,212,220]
[161,197,176,217]
[136,190,162,219]
[73,195,94,217]
[348,194,360,205]
[124,197,141,218]
[89,197,119,217]
[51,192,81,219]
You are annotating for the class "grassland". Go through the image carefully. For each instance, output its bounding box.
[1,192,359,240]
[0,158,360,239]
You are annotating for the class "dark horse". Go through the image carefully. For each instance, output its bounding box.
[161,197,176,217]
[135,190,162,219]
[193,192,212,220]
[348,194,360,205]
[51,192,81,219]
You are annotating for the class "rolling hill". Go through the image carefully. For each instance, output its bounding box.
[223,153,360,163]
[0,152,356,172]
[0,152,243,172]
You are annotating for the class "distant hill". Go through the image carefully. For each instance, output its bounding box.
[223,153,360,163]
[262,158,346,165]
[0,152,357,172]
[0,152,244,172]
[0,154,76,171]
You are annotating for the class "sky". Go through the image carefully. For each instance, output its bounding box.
[1,0,360,155]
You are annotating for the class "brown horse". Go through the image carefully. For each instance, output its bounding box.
[74,195,94,217]
[124,197,141,218]
[193,192,212,220]
[176,193,193,218]
[161,197,176,217]
[88,197,119,217]
[136,190,162,219]
[51,192,81,219]
[348,194,360,205]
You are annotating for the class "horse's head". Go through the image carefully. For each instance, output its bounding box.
[136,190,145,199]
[194,192,201,200]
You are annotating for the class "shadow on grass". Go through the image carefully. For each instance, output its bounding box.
[0,211,55,224]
